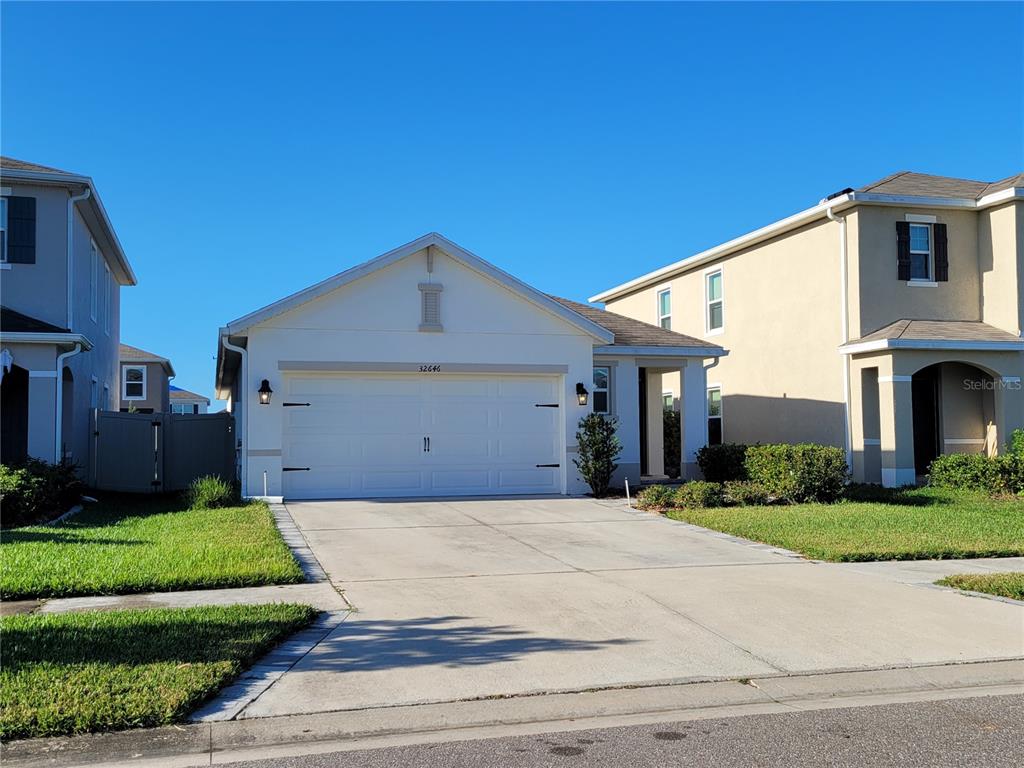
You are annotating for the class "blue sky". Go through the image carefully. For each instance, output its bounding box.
[3,2,1021,404]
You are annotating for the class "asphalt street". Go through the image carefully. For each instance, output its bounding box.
[222,694,1023,767]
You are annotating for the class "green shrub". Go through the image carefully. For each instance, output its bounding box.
[185,475,238,510]
[724,480,770,506]
[745,444,848,503]
[928,453,999,492]
[637,484,675,510]
[1008,429,1024,457]
[573,414,622,498]
[673,481,725,509]
[0,460,82,528]
[696,443,748,482]
[663,409,681,480]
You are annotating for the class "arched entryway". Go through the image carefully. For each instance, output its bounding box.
[1,364,30,464]
[912,362,995,475]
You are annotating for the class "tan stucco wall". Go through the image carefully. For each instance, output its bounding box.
[606,218,847,448]
[978,201,1022,336]
[851,207,982,337]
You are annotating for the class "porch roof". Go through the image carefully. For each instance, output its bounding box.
[548,296,725,357]
[841,319,1024,354]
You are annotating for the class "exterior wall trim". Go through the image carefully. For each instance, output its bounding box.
[841,339,1024,355]
[0,332,94,349]
[592,345,725,357]
[277,361,570,374]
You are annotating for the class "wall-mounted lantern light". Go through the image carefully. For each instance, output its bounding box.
[576,382,589,407]
[258,379,273,405]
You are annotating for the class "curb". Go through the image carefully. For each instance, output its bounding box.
[269,503,330,583]
[3,659,1021,768]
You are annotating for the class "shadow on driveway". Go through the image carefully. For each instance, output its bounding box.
[309,615,638,671]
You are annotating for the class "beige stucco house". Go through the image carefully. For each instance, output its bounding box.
[591,171,1024,487]
[118,344,174,413]
[0,157,136,469]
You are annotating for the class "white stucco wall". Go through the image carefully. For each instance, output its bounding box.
[237,248,598,498]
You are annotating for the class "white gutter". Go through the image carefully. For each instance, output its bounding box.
[67,187,91,330]
[54,344,83,463]
[826,207,853,472]
[221,334,248,495]
[590,186,1024,303]
[0,332,93,348]
[840,338,1024,355]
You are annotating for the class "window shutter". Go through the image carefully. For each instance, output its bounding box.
[6,196,36,264]
[933,223,948,282]
[895,221,910,281]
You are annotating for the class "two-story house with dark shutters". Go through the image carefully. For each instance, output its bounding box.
[591,172,1024,486]
[0,157,136,470]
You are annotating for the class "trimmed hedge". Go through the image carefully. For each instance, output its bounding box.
[0,460,82,528]
[696,443,748,482]
[744,444,848,503]
[929,452,1023,495]
[724,480,770,506]
[673,481,725,509]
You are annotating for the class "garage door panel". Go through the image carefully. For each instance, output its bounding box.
[281,373,561,499]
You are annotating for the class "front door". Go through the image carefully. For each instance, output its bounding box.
[912,368,940,475]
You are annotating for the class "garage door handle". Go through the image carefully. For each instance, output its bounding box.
[282,467,311,472]
[427,436,431,452]
[536,463,560,468]
[534,403,559,408]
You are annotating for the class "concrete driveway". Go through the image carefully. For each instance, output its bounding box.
[239,497,1024,719]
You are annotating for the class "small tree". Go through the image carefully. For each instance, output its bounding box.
[574,413,622,497]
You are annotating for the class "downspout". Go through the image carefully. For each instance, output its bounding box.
[67,187,91,331]
[221,335,248,495]
[54,344,83,463]
[826,207,854,471]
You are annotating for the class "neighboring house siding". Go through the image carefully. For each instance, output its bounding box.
[851,207,981,337]
[1,184,69,329]
[978,201,1022,337]
[606,218,847,448]
[120,361,169,412]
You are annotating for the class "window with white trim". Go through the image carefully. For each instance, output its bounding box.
[122,365,146,400]
[657,288,671,330]
[172,402,198,415]
[103,262,112,334]
[909,223,932,281]
[0,197,8,262]
[592,366,610,414]
[707,386,722,445]
[662,392,674,411]
[706,270,723,332]
[90,239,99,321]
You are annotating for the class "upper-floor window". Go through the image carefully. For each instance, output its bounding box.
[662,392,674,411]
[90,239,99,321]
[122,365,146,400]
[172,402,199,415]
[0,197,7,262]
[103,262,112,335]
[706,269,724,333]
[657,288,671,330]
[592,366,610,414]
[909,223,932,281]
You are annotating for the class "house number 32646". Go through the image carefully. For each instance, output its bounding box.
[419,365,441,373]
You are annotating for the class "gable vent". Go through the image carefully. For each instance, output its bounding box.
[419,283,443,332]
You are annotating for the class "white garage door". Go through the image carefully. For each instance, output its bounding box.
[281,373,563,499]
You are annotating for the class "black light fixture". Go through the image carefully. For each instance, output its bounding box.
[258,379,273,405]
[576,382,589,407]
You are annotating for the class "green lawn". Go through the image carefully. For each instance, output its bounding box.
[0,495,304,600]
[665,487,1024,562]
[0,603,318,740]
[936,572,1024,600]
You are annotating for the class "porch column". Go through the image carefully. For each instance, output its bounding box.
[680,361,706,479]
[878,373,915,487]
[644,369,664,476]
[27,371,57,461]
[610,359,641,487]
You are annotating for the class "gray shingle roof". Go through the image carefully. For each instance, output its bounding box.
[548,295,720,349]
[855,319,1022,345]
[0,306,69,334]
[857,171,1022,200]
[0,156,76,175]
[119,344,175,375]
[170,386,210,404]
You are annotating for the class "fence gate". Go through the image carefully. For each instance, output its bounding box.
[90,410,235,493]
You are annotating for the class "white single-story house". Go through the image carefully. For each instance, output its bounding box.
[215,233,725,500]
